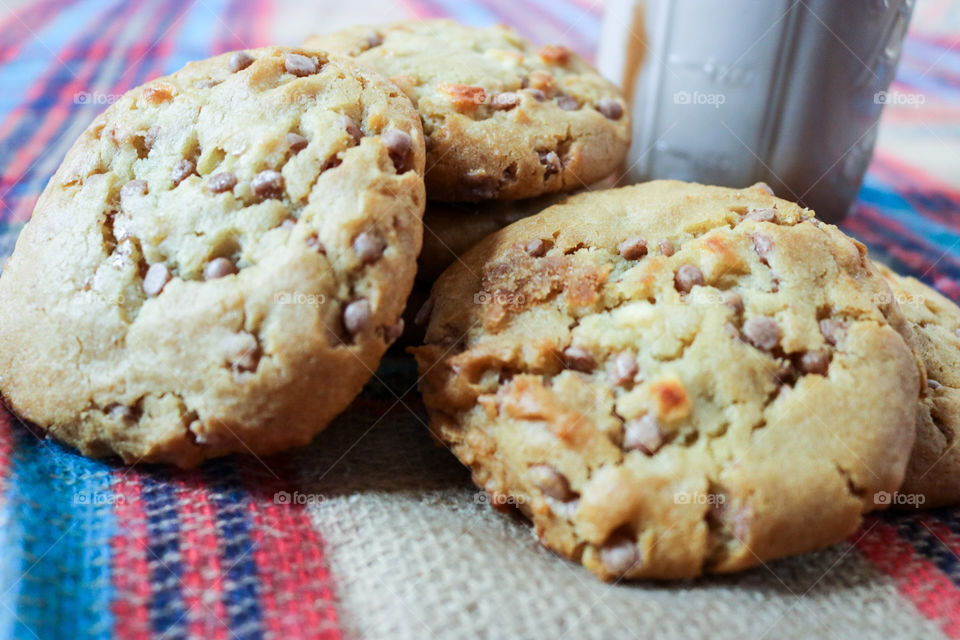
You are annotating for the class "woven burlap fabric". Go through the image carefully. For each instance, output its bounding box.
[287,360,947,640]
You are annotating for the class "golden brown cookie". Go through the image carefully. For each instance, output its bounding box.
[304,20,630,201]
[876,263,960,508]
[413,181,921,580]
[0,47,426,467]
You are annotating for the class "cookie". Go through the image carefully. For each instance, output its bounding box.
[412,180,921,580]
[418,192,569,283]
[875,263,960,508]
[304,20,630,202]
[0,46,426,467]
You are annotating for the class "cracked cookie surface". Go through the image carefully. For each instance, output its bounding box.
[0,46,426,467]
[304,19,630,202]
[412,180,920,580]
[876,263,960,508]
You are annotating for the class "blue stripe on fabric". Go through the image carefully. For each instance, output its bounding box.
[859,177,960,260]
[4,424,117,640]
[163,0,233,75]
[427,0,498,26]
[205,460,263,640]
[0,0,108,116]
[140,473,188,639]
[4,0,189,207]
[897,515,960,586]
[0,0,130,190]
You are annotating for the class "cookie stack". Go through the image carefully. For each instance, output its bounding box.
[0,20,957,582]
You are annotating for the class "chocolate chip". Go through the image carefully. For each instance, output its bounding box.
[143,263,171,296]
[799,350,830,374]
[353,232,383,264]
[121,179,148,199]
[228,50,254,72]
[623,414,664,455]
[464,172,498,199]
[743,316,781,351]
[929,379,943,390]
[618,236,647,260]
[306,233,325,253]
[556,94,580,111]
[751,232,774,258]
[366,31,383,48]
[207,172,237,193]
[381,129,413,173]
[285,53,319,76]
[751,182,775,195]
[286,132,308,152]
[321,155,343,172]
[539,150,561,178]
[674,264,704,293]
[528,464,574,501]
[415,297,434,327]
[491,92,519,111]
[563,346,595,372]
[343,299,371,335]
[600,535,639,576]
[203,257,237,280]
[595,98,623,120]
[525,238,550,257]
[525,88,546,102]
[659,238,675,256]
[340,115,362,145]
[143,126,159,150]
[171,158,195,186]
[609,351,638,386]
[251,169,284,199]
[819,318,847,346]
[721,290,744,315]
[745,208,776,222]
[109,404,135,423]
[385,318,405,343]
[232,333,261,372]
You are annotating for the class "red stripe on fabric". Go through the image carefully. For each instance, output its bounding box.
[397,0,444,19]
[177,474,230,640]
[565,0,604,14]
[252,0,274,48]
[244,465,341,640]
[111,474,153,640]
[0,0,148,187]
[844,215,960,300]
[854,519,960,638]
[0,0,80,64]
[873,152,960,202]
[846,205,960,277]
[0,410,15,481]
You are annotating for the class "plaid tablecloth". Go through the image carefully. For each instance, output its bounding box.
[0,1,958,638]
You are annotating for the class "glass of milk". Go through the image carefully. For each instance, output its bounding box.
[598,0,915,221]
